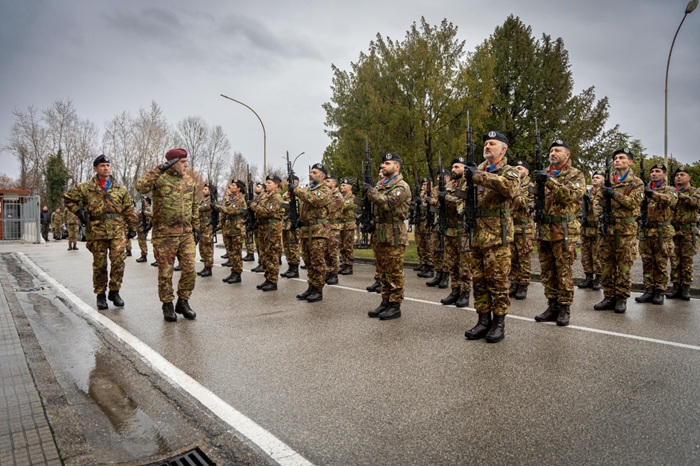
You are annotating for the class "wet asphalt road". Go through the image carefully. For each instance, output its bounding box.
[4,240,700,465]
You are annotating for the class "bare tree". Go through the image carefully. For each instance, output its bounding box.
[202,125,230,186]
[103,111,136,189]
[176,116,208,173]
[5,106,49,196]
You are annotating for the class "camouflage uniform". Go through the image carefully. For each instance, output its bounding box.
[325,187,344,275]
[366,173,411,303]
[296,182,332,290]
[538,159,586,307]
[137,208,152,256]
[580,187,603,281]
[428,186,447,277]
[51,210,63,240]
[198,195,214,268]
[135,166,199,303]
[443,178,472,295]
[638,182,677,293]
[124,223,132,254]
[65,208,80,244]
[282,190,301,266]
[510,175,534,287]
[339,191,357,268]
[64,176,138,294]
[415,187,434,268]
[669,185,700,289]
[220,192,247,275]
[251,187,284,284]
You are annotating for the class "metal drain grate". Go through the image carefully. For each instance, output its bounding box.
[153,447,215,465]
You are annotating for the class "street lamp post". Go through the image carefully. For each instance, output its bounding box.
[664,0,698,169]
[220,94,267,179]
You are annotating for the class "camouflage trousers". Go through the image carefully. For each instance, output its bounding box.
[416,224,434,267]
[223,233,244,273]
[301,237,328,289]
[444,235,471,292]
[86,237,127,294]
[250,230,260,256]
[52,222,61,239]
[509,228,533,285]
[670,233,698,285]
[137,231,148,256]
[258,223,282,284]
[640,235,674,290]
[599,234,637,299]
[432,234,447,272]
[325,230,341,272]
[283,229,301,265]
[152,234,196,303]
[375,243,406,303]
[125,237,132,252]
[472,244,511,316]
[67,223,79,243]
[339,228,354,266]
[198,225,214,268]
[580,234,601,276]
[539,239,577,306]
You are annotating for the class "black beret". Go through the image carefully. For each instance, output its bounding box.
[650,163,667,173]
[550,140,570,150]
[266,174,282,184]
[382,152,402,163]
[613,148,634,159]
[675,166,691,175]
[451,157,466,166]
[291,175,299,182]
[515,160,530,171]
[311,163,328,175]
[592,170,603,178]
[93,154,110,166]
[483,131,509,145]
[439,168,451,177]
[327,174,337,181]
[232,179,246,190]
[340,177,355,185]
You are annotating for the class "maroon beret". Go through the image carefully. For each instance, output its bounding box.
[165,148,188,161]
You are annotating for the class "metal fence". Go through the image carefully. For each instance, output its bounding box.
[1,195,41,243]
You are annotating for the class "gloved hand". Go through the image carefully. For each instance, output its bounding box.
[534,170,550,183]
[127,228,137,239]
[602,186,616,199]
[192,228,200,245]
[288,184,296,194]
[363,184,372,194]
[583,192,590,202]
[437,191,447,202]
[159,158,179,173]
[644,187,654,199]
[76,208,89,225]
[465,165,479,181]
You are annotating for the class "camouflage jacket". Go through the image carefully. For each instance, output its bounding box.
[220,193,247,236]
[50,211,63,227]
[444,178,466,237]
[539,159,586,242]
[251,188,284,223]
[471,158,519,249]
[327,188,344,231]
[341,192,357,231]
[672,185,700,237]
[64,175,137,241]
[643,182,677,238]
[135,167,199,239]
[64,208,79,226]
[513,176,535,234]
[366,173,411,246]
[607,170,644,237]
[281,191,298,231]
[581,186,603,238]
[295,182,332,239]
[199,196,212,230]
[137,208,153,233]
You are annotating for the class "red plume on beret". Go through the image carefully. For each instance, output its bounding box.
[165,148,188,160]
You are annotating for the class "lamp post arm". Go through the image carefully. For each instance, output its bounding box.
[220,94,267,179]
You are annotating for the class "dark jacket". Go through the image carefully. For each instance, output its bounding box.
[40,209,52,225]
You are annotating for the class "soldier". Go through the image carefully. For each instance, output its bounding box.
[251,182,266,273]
[578,171,604,290]
[40,205,51,241]
[65,207,80,250]
[636,163,677,304]
[218,179,247,284]
[667,167,700,300]
[197,185,214,277]
[293,163,332,302]
[438,157,472,308]
[324,174,344,285]
[365,171,384,293]
[464,131,519,343]
[510,160,535,299]
[415,178,435,279]
[124,222,133,256]
[64,154,138,310]
[338,178,357,275]
[281,175,301,278]
[135,196,152,263]
[594,148,644,314]
[51,207,63,240]
[366,152,412,320]
[250,175,284,291]
[135,148,200,322]
[532,141,586,326]
[426,169,451,289]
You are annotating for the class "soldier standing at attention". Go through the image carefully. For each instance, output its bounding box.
[135,148,200,322]
[293,163,332,303]
[509,160,535,300]
[64,207,80,250]
[218,180,247,284]
[251,182,266,273]
[635,163,677,304]
[463,132,519,343]
[135,196,152,263]
[64,154,138,310]
[532,140,586,326]
[666,167,700,300]
[415,178,435,279]
[281,175,301,278]
[197,184,214,278]
[51,207,63,240]
[594,148,644,314]
[338,178,357,275]
[324,174,344,285]
[426,169,452,289]
[578,171,604,290]
[250,175,284,291]
[366,152,411,320]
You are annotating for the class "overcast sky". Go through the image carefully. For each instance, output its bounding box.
[1,0,698,179]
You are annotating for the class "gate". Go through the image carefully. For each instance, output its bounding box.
[1,194,41,242]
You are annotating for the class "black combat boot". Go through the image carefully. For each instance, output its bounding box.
[378,302,401,320]
[535,299,559,322]
[126,250,132,257]
[261,282,277,292]
[326,273,339,285]
[614,297,627,314]
[339,264,353,275]
[680,284,691,301]
[300,264,307,269]
[286,264,300,278]
[417,265,435,278]
[594,296,616,311]
[578,273,594,289]
[508,283,518,297]
[485,314,506,343]
[72,244,79,250]
[438,272,450,289]
[366,280,382,293]
[228,272,241,283]
[96,293,108,310]
[251,263,264,273]
[242,252,256,261]
[257,280,272,290]
[652,289,664,305]
[162,302,177,322]
[413,264,424,271]
[175,299,196,319]
[197,267,212,277]
[514,284,528,300]
[556,305,570,327]
[151,261,158,267]
[297,286,313,300]
[67,244,73,251]
[107,290,124,307]
[173,264,182,271]
[440,288,460,305]
[426,272,443,287]
[222,260,232,267]
[635,288,654,303]
[136,254,147,263]
[666,283,681,299]
[465,312,492,340]
[592,274,602,290]
[222,272,235,283]
[306,287,323,303]
[368,298,390,318]
[455,291,470,308]
[221,253,229,259]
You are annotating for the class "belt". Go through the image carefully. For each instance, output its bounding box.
[543,214,575,224]
[477,208,511,218]
[674,222,696,231]
[515,217,532,225]
[376,218,404,224]
[646,221,671,229]
[258,218,281,225]
[341,218,355,223]
[299,219,328,226]
[93,213,120,221]
[328,219,343,224]
[611,217,637,225]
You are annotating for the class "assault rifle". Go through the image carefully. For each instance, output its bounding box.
[435,153,447,253]
[285,151,299,241]
[139,197,151,233]
[424,167,434,237]
[457,111,478,252]
[581,186,590,229]
[354,136,375,249]
[533,118,546,232]
[600,153,613,239]
[207,181,220,244]
[407,164,421,232]
[244,165,257,237]
[639,157,648,231]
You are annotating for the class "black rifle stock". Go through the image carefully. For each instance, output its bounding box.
[459,111,478,252]
[436,153,447,253]
[139,198,151,234]
[600,154,613,239]
[425,164,435,238]
[639,157,648,232]
[285,151,299,241]
[533,118,546,232]
[244,165,257,235]
[353,136,375,249]
[408,164,421,232]
[207,180,220,244]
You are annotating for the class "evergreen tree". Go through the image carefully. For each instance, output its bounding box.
[45,149,70,209]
